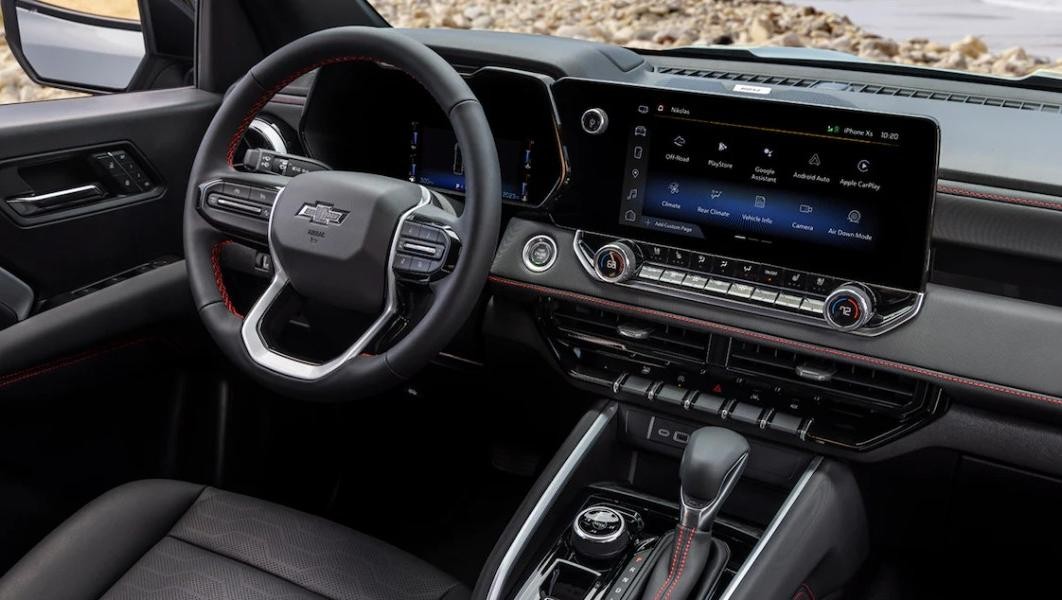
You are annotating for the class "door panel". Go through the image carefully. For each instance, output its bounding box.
[0,89,217,300]
[0,88,219,369]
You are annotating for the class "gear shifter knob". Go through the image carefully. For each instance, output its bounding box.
[679,427,750,531]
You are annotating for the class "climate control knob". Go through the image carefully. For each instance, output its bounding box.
[823,284,875,331]
[593,242,638,283]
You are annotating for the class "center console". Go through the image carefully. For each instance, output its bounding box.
[479,403,869,600]
[549,79,939,337]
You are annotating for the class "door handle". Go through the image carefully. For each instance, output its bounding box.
[6,184,106,216]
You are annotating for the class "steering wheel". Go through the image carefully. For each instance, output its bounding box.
[183,27,501,400]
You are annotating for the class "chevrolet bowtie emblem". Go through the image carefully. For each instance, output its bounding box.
[296,202,348,226]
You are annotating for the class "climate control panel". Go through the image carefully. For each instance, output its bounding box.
[574,231,923,336]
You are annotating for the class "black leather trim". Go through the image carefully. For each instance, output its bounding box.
[0,480,468,600]
[0,262,191,376]
[0,479,206,600]
[722,460,867,600]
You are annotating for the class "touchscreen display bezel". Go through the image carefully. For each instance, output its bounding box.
[551,78,940,292]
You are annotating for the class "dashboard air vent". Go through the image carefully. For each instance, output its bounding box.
[655,66,1062,115]
[725,339,926,416]
[546,300,711,366]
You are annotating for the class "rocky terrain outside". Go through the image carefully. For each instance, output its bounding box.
[3,0,1062,105]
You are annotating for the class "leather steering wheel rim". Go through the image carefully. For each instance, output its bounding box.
[183,27,501,400]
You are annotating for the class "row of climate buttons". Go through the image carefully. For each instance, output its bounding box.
[614,374,812,440]
[637,263,826,316]
[639,243,838,295]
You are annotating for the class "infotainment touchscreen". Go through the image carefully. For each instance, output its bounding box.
[622,114,888,251]
[550,79,940,292]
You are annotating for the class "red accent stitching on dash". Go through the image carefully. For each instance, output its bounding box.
[211,240,243,319]
[0,338,151,391]
[663,527,696,600]
[937,185,1062,212]
[651,526,688,600]
[225,56,377,166]
[487,275,1062,408]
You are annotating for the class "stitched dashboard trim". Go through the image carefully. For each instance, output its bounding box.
[488,275,1062,408]
[937,184,1062,212]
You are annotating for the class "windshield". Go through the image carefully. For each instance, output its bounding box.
[369,0,1062,80]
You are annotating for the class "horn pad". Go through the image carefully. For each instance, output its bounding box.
[270,171,423,313]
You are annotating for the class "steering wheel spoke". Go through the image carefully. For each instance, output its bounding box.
[196,171,290,241]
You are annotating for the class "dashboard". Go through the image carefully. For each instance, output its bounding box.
[261,28,1062,464]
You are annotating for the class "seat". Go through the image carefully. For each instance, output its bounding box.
[0,480,468,600]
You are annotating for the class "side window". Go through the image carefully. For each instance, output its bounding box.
[0,0,193,105]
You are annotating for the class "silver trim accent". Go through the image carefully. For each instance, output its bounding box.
[486,405,615,600]
[8,184,104,205]
[239,186,431,381]
[573,505,627,543]
[571,231,924,337]
[679,452,749,530]
[795,363,836,382]
[248,118,288,154]
[580,107,609,135]
[717,456,823,600]
[522,235,558,273]
[823,284,875,331]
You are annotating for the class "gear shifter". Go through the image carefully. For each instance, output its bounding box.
[640,427,750,600]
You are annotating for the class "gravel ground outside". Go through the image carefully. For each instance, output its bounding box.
[3,0,1062,106]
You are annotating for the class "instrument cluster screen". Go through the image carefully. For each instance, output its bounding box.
[408,123,534,203]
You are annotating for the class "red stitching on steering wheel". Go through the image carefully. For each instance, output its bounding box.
[211,240,243,318]
[225,55,378,167]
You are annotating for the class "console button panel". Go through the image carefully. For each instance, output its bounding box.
[574,230,922,336]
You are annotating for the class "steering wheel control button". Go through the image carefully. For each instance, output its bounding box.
[824,284,875,331]
[522,235,557,273]
[580,108,609,135]
[593,242,637,283]
[572,505,630,560]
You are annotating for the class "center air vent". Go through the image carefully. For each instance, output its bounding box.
[655,66,1062,115]
[725,339,926,417]
[545,300,711,367]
